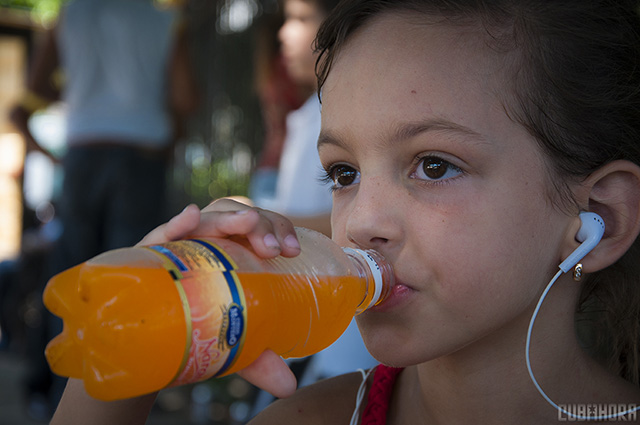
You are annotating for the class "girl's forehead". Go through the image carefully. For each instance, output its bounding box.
[326,14,516,93]
[321,13,521,141]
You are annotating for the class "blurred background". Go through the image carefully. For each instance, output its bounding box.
[0,0,305,423]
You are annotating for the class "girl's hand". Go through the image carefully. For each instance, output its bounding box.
[137,199,299,398]
[138,199,301,259]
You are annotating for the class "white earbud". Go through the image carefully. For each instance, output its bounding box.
[558,211,605,273]
[527,212,632,420]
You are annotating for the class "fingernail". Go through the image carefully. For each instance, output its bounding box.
[235,209,251,215]
[283,234,300,250]
[263,233,280,250]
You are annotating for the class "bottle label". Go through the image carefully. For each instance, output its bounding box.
[145,239,247,387]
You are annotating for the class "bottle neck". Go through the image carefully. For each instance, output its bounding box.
[343,248,394,314]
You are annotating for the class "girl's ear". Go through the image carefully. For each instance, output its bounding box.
[568,160,640,273]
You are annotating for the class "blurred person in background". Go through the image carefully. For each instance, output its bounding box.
[249,12,304,208]
[8,0,199,418]
[252,0,336,237]
[249,0,378,416]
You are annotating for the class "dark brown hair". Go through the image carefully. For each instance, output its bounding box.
[294,0,342,15]
[315,0,640,383]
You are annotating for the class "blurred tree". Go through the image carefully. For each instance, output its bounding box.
[0,0,66,26]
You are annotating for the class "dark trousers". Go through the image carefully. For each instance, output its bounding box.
[52,144,170,273]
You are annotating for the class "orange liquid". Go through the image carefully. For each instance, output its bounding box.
[229,271,370,373]
[44,263,369,400]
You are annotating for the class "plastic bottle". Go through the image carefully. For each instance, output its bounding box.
[43,228,394,401]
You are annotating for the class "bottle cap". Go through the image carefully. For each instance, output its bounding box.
[342,248,385,310]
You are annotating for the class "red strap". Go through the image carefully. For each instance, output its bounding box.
[360,365,404,425]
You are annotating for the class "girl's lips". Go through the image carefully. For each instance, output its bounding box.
[370,282,416,312]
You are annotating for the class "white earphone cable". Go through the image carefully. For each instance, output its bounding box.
[526,268,640,420]
[350,367,374,425]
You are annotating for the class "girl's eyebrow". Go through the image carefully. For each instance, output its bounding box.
[317,118,488,151]
[391,119,487,144]
[317,129,347,151]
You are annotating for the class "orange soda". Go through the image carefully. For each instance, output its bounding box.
[43,228,393,401]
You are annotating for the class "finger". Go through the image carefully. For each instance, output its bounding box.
[195,209,264,239]
[222,208,301,258]
[203,197,252,213]
[250,209,300,258]
[137,204,201,246]
[164,204,203,240]
[236,350,297,399]
[197,209,285,258]
[200,205,300,258]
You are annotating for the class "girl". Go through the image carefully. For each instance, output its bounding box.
[52,1,640,423]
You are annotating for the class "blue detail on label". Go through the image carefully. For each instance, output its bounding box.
[226,304,244,347]
[149,245,188,272]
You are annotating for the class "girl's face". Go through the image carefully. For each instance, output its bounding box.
[319,14,575,366]
[278,0,325,89]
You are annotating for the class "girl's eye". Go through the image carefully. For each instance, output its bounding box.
[413,156,463,181]
[323,164,361,189]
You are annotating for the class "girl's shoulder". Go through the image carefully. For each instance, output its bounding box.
[248,370,372,425]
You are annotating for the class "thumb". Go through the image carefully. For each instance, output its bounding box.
[237,350,297,399]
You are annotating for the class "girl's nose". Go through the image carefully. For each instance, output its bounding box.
[344,180,402,252]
